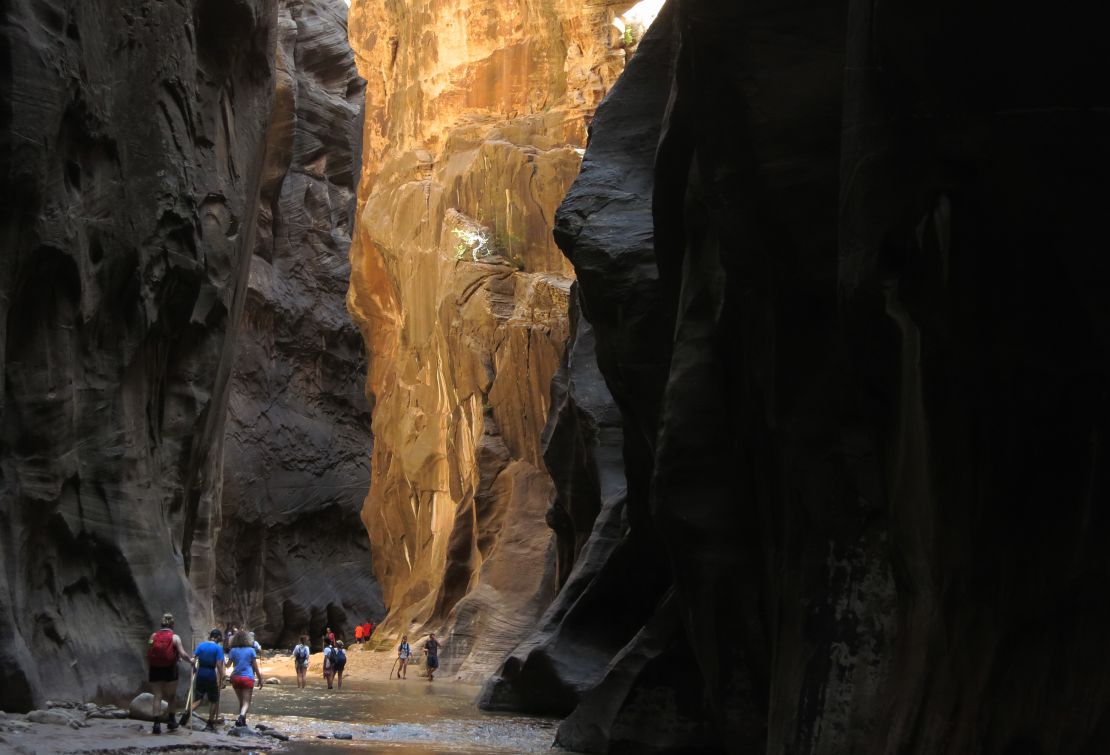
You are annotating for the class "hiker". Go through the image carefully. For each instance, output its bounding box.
[293,635,310,688]
[397,635,411,680]
[247,626,261,688]
[354,623,364,644]
[225,626,238,652]
[180,629,225,731]
[226,629,263,728]
[423,634,441,682]
[323,640,338,689]
[333,641,348,688]
[364,620,374,640]
[325,626,336,646]
[147,612,192,735]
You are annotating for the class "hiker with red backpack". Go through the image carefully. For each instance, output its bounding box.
[147,612,193,735]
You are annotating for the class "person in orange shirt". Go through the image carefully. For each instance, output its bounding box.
[354,624,364,644]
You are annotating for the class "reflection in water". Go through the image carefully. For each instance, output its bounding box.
[245,676,561,754]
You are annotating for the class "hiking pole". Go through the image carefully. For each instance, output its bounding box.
[389,657,399,680]
[180,656,197,727]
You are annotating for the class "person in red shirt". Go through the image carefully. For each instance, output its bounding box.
[364,621,373,640]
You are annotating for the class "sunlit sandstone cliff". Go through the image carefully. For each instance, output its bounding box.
[346,0,628,676]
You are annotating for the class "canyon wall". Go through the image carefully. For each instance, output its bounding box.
[485,1,1110,754]
[217,0,384,648]
[0,0,278,708]
[345,0,629,677]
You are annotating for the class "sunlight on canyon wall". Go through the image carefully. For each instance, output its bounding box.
[345,0,632,678]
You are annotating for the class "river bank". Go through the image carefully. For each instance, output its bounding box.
[0,647,566,754]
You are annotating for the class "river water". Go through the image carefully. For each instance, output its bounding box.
[245,675,567,754]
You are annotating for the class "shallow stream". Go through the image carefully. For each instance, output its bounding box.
[244,674,565,754]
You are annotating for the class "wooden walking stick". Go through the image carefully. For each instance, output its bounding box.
[179,636,197,727]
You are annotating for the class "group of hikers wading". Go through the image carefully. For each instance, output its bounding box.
[145,614,263,734]
[146,613,447,736]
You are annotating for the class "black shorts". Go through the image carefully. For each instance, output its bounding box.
[149,665,179,683]
[426,655,439,669]
[195,674,220,704]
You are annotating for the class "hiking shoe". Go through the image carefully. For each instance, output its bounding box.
[152,721,162,735]
[234,715,246,728]
[167,718,179,732]
[203,722,217,732]
[179,711,191,727]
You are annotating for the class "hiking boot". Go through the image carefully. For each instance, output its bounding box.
[234,715,246,728]
[166,718,179,732]
[204,722,217,733]
[179,711,191,727]
[152,720,162,735]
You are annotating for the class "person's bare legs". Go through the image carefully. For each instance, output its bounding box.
[336,669,343,689]
[151,680,175,731]
[164,685,178,729]
[399,658,407,679]
[151,682,163,731]
[233,685,253,725]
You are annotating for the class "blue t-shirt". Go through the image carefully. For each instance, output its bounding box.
[193,641,225,681]
[228,646,257,679]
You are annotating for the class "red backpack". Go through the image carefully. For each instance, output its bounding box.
[148,629,177,667]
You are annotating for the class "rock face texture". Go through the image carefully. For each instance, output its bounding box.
[345,0,628,676]
[216,0,384,649]
[484,2,1110,754]
[0,0,278,709]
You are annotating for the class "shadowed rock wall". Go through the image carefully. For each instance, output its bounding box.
[216,0,384,649]
[346,0,630,678]
[0,0,277,709]
[484,1,1110,753]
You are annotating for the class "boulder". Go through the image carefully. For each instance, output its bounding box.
[127,694,168,722]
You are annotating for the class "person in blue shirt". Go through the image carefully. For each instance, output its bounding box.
[226,629,263,728]
[179,629,225,731]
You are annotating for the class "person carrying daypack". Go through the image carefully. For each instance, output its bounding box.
[323,642,337,690]
[292,636,310,689]
[396,636,411,680]
[147,612,192,735]
[333,641,348,689]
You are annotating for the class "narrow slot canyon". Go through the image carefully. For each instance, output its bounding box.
[1,1,1107,754]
